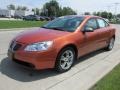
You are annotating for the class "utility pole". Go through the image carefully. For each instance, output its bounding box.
[113,3,120,21]
[106,5,111,12]
[106,5,112,19]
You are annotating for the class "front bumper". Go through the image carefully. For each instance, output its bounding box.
[8,48,57,70]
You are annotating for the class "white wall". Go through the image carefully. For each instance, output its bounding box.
[14,10,34,16]
[14,10,25,16]
[10,10,15,16]
[0,9,11,17]
[0,9,34,17]
[25,11,34,16]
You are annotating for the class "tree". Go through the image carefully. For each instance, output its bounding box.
[93,12,97,16]
[16,6,21,10]
[35,8,40,15]
[107,12,113,19]
[21,6,28,11]
[16,6,28,11]
[117,14,120,18]
[32,9,36,15]
[32,8,40,15]
[100,11,108,18]
[40,0,77,16]
[84,12,90,15]
[93,11,113,20]
[96,12,101,16]
[7,4,15,10]
[41,0,60,16]
[62,7,77,16]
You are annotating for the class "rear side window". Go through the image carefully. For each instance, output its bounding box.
[97,19,109,28]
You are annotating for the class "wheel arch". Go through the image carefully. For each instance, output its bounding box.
[57,44,78,60]
[54,44,78,72]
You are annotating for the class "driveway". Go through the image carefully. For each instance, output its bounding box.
[0,25,120,90]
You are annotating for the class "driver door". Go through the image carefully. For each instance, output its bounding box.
[79,18,101,56]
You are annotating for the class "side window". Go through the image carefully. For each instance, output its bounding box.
[97,19,109,28]
[85,19,98,30]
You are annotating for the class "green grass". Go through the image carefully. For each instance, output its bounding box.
[90,63,120,90]
[0,20,47,29]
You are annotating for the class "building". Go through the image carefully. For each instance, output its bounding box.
[14,10,34,16]
[0,9,11,17]
[0,9,34,17]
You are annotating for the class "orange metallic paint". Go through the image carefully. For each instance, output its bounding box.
[8,15,116,70]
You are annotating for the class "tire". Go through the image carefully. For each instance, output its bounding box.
[55,47,76,73]
[105,37,115,51]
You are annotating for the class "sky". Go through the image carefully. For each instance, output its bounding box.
[0,0,120,14]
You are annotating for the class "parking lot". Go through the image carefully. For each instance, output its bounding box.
[0,24,120,90]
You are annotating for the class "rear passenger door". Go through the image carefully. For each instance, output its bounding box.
[96,18,111,48]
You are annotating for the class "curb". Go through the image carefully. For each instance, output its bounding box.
[0,27,39,32]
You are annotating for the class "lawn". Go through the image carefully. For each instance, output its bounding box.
[0,20,47,29]
[90,63,120,90]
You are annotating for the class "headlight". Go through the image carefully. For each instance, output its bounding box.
[24,41,53,51]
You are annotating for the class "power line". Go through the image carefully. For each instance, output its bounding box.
[113,3,120,15]
[106,5,112,12]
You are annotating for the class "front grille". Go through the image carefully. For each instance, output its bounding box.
[10,41,22,51]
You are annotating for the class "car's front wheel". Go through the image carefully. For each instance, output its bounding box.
[55,47,76,73]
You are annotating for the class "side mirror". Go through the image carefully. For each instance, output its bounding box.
[82,26,94,32]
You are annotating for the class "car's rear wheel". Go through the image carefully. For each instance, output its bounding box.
[105,37,115,51]
[55,47,76,73]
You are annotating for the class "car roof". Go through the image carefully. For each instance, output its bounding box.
[61,15,101,19]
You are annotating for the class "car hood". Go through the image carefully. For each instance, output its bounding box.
[14,28,70,44]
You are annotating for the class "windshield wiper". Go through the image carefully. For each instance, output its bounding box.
[41,26,49,29]
[49,27,66,31]
[42,26,66,31]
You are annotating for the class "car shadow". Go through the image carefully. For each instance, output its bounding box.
[75,49,106,65]
[0,49,106,82]
[0,57,58,82]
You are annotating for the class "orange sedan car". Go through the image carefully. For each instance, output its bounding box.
[8,15,116,72]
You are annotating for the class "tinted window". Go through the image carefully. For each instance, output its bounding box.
[85,19,98,30]
[97,19,109,28]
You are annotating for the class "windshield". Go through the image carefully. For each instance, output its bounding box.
[42,16,85,32]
